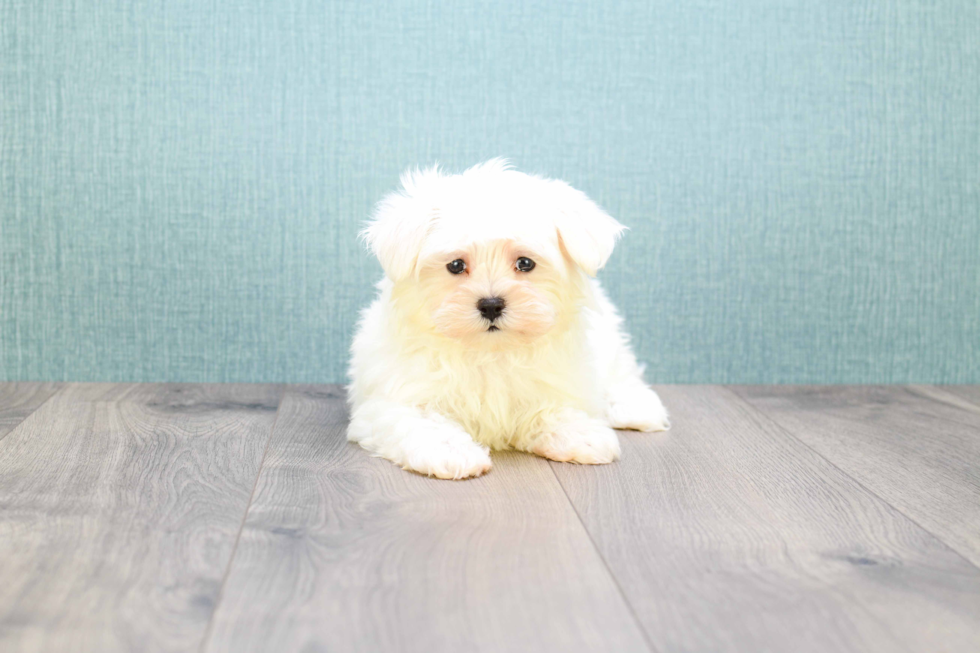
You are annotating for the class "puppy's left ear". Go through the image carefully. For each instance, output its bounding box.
[550,180,627,276]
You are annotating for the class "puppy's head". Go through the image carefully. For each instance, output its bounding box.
[362,159,625,349]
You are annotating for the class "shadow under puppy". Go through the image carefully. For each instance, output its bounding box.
[348,159,669,479]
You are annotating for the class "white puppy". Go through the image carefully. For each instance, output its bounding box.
[348,160,669,479]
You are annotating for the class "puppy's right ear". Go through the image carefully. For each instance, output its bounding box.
[360,166,442,281]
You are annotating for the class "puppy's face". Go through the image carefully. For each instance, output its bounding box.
[416,239,564,348]
[363,160,625,349]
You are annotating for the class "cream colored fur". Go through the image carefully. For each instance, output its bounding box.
[348,160,669,479]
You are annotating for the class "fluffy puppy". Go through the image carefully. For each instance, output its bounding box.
[348,159,669,479]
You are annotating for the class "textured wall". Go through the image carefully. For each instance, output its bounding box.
[2,1,978,383]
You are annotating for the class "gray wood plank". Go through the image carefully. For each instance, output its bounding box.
[203,385,651,653]
[910,385,980,418]
[733,384,980,568]
[47,382,141,403]
[937,385,980,409]
[552,385,980,653]
[0,382,62,440]
[0,383,282,653]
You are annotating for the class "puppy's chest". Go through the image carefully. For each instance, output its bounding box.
[424,353,592,439]
[442,360,543,405]
[469,362,543,405]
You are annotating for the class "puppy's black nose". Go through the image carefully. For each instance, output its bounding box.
[477,297,506,322]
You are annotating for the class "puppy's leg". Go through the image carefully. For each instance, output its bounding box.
[348,400,491,480]
[587,281,670,432]
[606,380,670,432]
[527,408,621,465]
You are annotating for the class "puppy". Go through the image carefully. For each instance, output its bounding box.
[348,159,669,479]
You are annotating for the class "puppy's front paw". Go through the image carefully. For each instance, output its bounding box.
[607,384,670,432]
[532,413,621,465]
[403,425,492,480]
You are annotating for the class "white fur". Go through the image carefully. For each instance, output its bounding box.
[348,159,669,479]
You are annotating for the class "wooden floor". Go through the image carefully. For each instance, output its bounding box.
[1,383,979,653]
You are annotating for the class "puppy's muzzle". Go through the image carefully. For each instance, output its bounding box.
[477,297,506,323]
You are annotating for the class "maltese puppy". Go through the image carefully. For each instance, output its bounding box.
[348,159,669,479]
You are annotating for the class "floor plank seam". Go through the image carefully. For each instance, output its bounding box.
[916,384,980,417]
[197,384,287,653]
[722,385,980,575]
[547,460,662,653]
[0,383,66,444]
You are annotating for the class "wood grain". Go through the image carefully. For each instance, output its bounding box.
[733,385,980,568]
[203,385,651,653]
[552,385,980,653]
[0,382,62,440]
[0,383,282,653]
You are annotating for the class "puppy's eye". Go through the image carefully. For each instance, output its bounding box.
[446,259,466,275]
[516,257,536,272]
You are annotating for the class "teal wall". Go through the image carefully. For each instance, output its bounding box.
[2,1,978,384]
